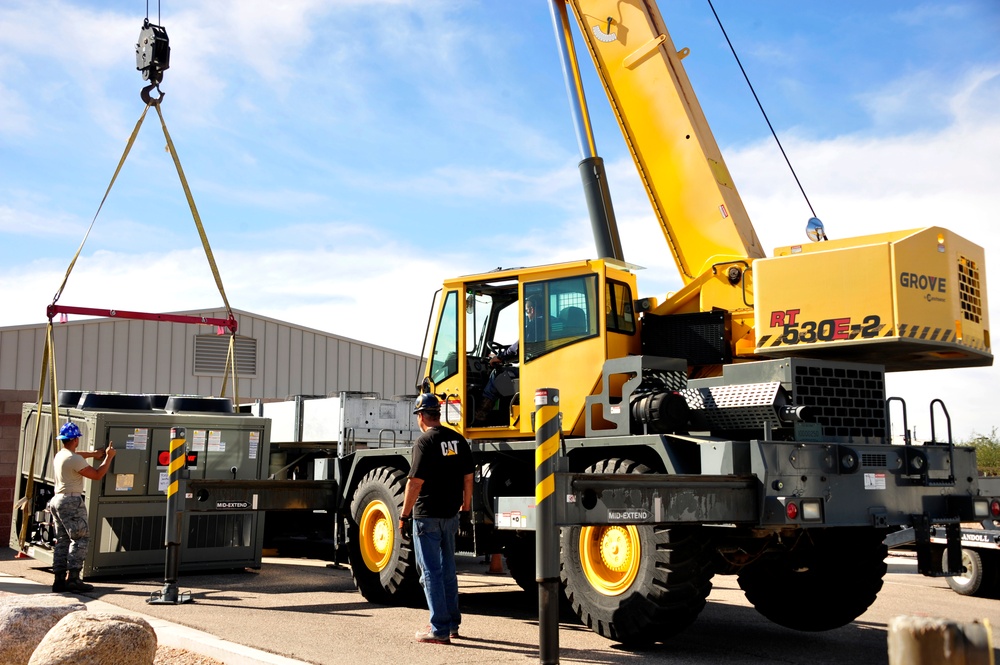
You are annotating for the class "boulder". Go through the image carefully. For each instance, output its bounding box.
[0,594,86,665]
[28,611,157,665]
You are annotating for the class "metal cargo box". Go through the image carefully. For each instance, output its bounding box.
[11,392,271,578]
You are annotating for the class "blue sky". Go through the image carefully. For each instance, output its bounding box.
[1,1,998,440]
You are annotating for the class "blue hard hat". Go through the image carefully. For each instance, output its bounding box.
[57,422,81,441]
[413,393,440,414]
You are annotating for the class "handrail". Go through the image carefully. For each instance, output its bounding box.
[885,396,910,445]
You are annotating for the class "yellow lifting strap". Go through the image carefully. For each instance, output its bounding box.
[51,105,153,307]
[16,102,149,551]
[49,98,240,402]
[18,99,242,551]
[16,324,59,550]
[151,103,239,408]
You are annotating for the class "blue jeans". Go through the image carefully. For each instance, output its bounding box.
[413,515,460,637]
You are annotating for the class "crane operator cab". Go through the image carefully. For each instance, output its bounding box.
[422,260,640,440]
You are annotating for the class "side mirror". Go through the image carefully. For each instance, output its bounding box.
[806,217,828,242]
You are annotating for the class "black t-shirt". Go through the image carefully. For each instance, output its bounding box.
[409,426,474,519]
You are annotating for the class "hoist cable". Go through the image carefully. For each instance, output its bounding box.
[145,0,161,25]
[706,0,818,219]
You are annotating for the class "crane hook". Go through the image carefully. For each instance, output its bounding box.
[141,82,165,106]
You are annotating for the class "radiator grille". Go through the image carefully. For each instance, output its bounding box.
[98,514,252,553]
[793,364,885,440]
[958,256,983,324]
[862,453,888,468]
[641,311,732,365]
[188,514,253,549]
[99,515,166,553]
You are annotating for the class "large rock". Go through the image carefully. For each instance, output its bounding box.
[28,611,157,665]
[0,594,86,665]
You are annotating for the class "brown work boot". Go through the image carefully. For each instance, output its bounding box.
[65,570,94,593]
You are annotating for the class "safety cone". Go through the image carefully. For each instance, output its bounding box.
[487,553,504,574]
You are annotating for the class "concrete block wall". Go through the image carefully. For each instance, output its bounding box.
[1,390,34,547]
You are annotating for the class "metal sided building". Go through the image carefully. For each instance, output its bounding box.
[0,307,422,548]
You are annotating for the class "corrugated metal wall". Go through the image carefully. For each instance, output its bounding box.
[0,308,421,400]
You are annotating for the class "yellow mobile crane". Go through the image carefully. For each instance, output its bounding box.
[328,0,995,645]
[424,0,989,441]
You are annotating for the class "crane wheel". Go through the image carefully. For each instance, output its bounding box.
[346,466,422,605]
[738,527,887,631]
[503,534,537,592]
[560,458,714,645]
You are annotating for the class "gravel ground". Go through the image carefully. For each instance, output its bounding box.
[154,645,226,664]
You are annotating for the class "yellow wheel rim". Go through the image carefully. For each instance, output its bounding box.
[579,525,641,596]
[359,500,394,573]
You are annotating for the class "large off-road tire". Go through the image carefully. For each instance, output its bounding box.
[504,534,537,592]
[944,547,999,597]
[560,458,714,645]
[738,527,887,631]
[346,467,422,604]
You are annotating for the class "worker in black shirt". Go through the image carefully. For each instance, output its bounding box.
[399,393,474,644]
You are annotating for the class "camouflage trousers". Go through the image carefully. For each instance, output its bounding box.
[48,494,89,572]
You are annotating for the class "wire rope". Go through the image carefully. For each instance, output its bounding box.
[706,0,818,220]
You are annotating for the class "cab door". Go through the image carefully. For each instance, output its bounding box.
[518,268,608,436]
[425,290,466,430]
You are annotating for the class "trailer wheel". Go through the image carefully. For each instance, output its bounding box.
[944,547,998,597]
[347,467,421,604]
[738,527,887,631]
[560,458,714,645]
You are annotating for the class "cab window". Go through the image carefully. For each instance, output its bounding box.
[465,284,518,358]
[429,291,459,383]
[606,280,635,334]
[523,275,598,361]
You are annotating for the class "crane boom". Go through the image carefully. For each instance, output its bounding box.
[566,0,765,282]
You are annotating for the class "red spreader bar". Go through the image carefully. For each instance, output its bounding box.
[47,305,238,334]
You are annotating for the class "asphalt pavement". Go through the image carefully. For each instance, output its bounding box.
[2,547,999,665]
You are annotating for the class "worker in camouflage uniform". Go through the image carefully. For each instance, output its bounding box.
[48,422,115,592]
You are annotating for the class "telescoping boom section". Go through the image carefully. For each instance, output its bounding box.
[557,0,990,369]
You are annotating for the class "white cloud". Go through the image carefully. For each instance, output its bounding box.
[0,79,32,138]
[2,2,997,441]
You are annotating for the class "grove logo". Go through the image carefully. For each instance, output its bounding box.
[899,272,946,293]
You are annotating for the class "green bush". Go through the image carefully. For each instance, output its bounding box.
[961,428,1000,476]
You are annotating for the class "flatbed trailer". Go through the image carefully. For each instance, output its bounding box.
[887,478,1000,597]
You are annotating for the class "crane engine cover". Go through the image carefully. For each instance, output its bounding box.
[753,226,991,371]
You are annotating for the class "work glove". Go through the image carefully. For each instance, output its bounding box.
[398,515,412,540]
[459,510,473,538]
